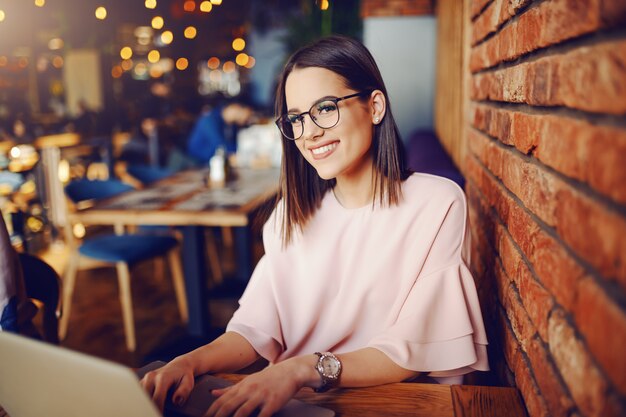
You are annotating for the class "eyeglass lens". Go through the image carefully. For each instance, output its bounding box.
[280,99,340,140]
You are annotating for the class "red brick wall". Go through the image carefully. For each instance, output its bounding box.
[361,0,434,17]
[466,1,626,417]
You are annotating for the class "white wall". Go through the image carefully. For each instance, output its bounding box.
[364,16,437,142]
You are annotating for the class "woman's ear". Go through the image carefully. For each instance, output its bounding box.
[370,90,386,125]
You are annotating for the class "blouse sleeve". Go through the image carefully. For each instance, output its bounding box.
[367,185,489,376]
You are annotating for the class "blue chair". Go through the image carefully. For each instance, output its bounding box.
[59,179,188,352]
[126,165,173,185]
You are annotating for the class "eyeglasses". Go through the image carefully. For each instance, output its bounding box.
[275,91,371,140]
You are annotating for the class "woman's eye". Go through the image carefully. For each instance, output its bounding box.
[287,114,302,124]
[317,103,337,114]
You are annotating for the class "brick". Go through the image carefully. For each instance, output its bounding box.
[472,0,533,45]
[470,0,602,71]
[600,0,626,25]
[471,0,493,18]
[548,309,609,417]
[574,277,626,395]
[470,104,626,206]
[556,187,626,288]
[469,128,626,288]
[527,337,575,417]
[466,154,587,310]
[501,312,551,417]
[471,39,626,114]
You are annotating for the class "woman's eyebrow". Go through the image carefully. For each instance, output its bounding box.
[287,95,338,113]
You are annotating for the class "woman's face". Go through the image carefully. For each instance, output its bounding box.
[284,67,375,182]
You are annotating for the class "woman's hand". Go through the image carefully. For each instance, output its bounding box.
[140,356,196,412]
[205,355,317,417]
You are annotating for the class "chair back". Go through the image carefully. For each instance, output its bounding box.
[65,179,134,204]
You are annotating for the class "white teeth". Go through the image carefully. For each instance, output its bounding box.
[311,142,338,155]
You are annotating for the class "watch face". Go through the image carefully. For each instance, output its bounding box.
[321,356,340,377]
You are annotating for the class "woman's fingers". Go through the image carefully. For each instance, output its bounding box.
[172,373,194,406]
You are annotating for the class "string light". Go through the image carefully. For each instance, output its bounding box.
[207,57,220,69]
[161,30,173,44]
[223,61,235,73]
[199,1,212,12]
[145,0,157,9]
[244,56,255,69]
[0,10,6,22]
[151,16,164,30]
[235,53,248,66]
[183,1,195,12]
[184,26,197,39]
[232,38,245,51]
[176,58,189,70]
[35,0,46,7]
[148,50,160,63]
[210,0,222,4]
[319,0,329,10]
[111,66,123,78]
[95,6,107,20]
[120,46,133,60]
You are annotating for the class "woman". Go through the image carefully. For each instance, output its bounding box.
[141,35,488,417]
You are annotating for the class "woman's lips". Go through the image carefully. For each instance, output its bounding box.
[309,141,339,160]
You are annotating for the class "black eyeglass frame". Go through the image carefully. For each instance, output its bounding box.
[275,90,372,140]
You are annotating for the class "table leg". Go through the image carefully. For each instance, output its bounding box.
[233,226,252,283]
[181,226,209,337]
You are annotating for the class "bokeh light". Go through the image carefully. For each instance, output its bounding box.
[199,1,212,12]
[35,0,46,7]
[111,65,123,78]
[184,26,197,39]
[207,57,220,69]
[120,46,133,60]
[244,56,256,69]
[148,50,160,63]
[48,38,64,50]
[183,1,195,12]
[232,38,245,51]
[235,53,249,66]
[121,59,133,71]
[145,0,157,9]
[161,30,173,44]
[95,6,107,20]
[151,16,164,30]
[223,61,235,73]
[0,10,5,22]
[210,0,222,4]
[176,58,189,70]
[51,56,63,68]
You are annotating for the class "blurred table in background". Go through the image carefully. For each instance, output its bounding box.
[69,167,280,337]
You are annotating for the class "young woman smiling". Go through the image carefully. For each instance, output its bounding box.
[141,35,489,417]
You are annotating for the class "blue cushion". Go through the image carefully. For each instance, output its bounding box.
[66,179,134,204]
[126,165,173,185]
[78,234,178,264]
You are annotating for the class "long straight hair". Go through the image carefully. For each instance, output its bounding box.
[273,35,408,245]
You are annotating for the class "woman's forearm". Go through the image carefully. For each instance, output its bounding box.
[284,347,420,390]
[176,331,260,376]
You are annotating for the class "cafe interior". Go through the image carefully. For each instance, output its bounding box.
[1,0,625,416]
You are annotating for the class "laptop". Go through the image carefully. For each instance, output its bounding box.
[0,332,334,417]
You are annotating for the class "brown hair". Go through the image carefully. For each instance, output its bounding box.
[273,35,408,245]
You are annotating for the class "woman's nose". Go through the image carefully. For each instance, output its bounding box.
[301,114,324,141]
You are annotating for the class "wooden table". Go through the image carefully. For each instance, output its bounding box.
[217,374,527,417]
[69,167,280,337]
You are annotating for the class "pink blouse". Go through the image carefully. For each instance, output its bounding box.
[226,173,489,377]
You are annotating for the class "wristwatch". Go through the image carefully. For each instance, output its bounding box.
[314,352,342,393]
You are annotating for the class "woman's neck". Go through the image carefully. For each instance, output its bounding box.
[333,163,375,209]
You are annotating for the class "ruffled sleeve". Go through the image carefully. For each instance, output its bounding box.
[225,255,284,362]
[368,180,489,376]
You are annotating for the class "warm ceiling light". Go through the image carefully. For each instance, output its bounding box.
[244,56,255,69]
[150,66,163,78]
[145,0,157,9]
[235,53,249,67]
[176,58,189,70]
[183,1,195,12]
[232,38,245,51]
[121,59,133,71]
[0,10,4,22]
[148,50,160,63]
[95,6,107,20]
[223,61,235,73]
[199,1,212,12]
[111,65,123,79]
[48,38,64,50]
[184,26,197,39]
[134,62,148,77]
[161,30,173,44]
[35,0,45,7]
[210,0,222,4]
[151,16,164,29]
[51,56,63,68]
[207,57,220,69]
[120,46,133,60]
[319,0,329,10]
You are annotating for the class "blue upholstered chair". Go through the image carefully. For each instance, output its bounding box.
[126,165,174,185]
[59,179,188,352]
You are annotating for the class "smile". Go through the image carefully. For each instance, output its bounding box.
[311,141,338,156]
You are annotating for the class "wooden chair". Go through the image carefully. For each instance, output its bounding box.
[59,179,188,352]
